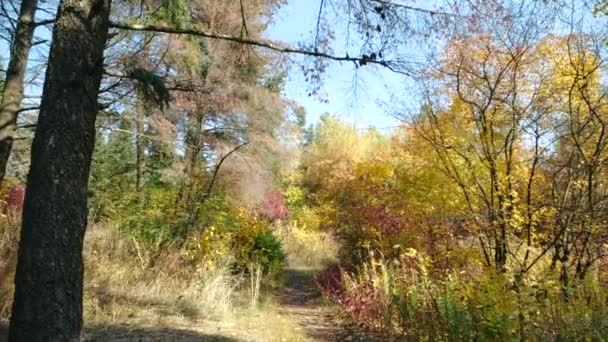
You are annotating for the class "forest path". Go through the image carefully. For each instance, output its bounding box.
[274,268,343,341]
[274,267,383,342]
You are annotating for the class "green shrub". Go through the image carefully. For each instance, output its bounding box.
[232,209,285,274]
[252,229,285,273]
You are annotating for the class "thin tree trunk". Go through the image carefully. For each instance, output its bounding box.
[135,103,145,192]
[9,0,112,340]
[135,33,150,193]
[0,0,39,186]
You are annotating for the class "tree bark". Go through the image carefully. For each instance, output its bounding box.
[8,0,112,340]
[0,0,39,186]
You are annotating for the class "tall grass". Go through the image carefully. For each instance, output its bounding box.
[83,224,240,324]
[0,210,20,319]
[319,252,608,340]
[1,220,242,325]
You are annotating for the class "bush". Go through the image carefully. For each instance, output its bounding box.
[110,187,183,249]
[252,229,285,273]
[92,181,287,277]
[231,209,285,274]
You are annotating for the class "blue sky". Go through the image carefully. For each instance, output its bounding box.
[266,0,411,129]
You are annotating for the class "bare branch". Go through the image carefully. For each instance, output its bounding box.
[109,21,411,75]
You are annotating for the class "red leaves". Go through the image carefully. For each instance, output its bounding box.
[1,184,25,213]
[257,191,289,222]
[316,265,344,298]
[316,265,385,329]
[355,202,407,235]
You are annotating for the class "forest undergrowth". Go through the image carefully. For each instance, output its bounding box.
[0,205,341,342]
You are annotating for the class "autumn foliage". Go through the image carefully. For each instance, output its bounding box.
[2,0,608,339]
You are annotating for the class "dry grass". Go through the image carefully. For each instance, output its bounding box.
[0,221,311,341]
[82,225,307,340]
[1,220,240,324]
[83,224,239,325]
[0,210,19,319]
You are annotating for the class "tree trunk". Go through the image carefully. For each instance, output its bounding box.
[135,102,146,192]
[8,0,112,340]
[135,36,150,193]
[0,0,39,186]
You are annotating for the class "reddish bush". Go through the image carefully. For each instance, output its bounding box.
[316,265,344,298]
[316,265,384,329]
[257,191,289,222]
[356,202,407,235]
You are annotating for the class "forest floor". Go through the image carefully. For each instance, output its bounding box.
[0,267,382,342]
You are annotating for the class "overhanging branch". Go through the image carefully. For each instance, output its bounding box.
[202,141,249,203]
[109,21,410,75]
[369,0,458,17]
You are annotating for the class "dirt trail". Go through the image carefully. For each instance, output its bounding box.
[275,268,343,341]
[276,268,382,342]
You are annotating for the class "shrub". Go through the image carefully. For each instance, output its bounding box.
[0,179,24,215]
[231,209,285,274]
[257,191,289,222]
[110,187,183,249]
[252,229,285,273]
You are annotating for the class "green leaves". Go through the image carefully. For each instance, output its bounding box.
[154,0,191,29]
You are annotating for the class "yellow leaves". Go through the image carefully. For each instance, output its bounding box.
[404,247,418,257]
[302,113,390,198]
[183,223,231,264]
[283,184,305,206]
[535,34,604,118]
